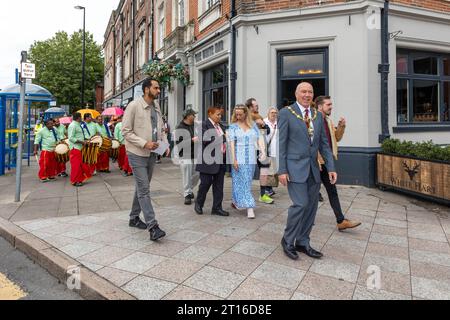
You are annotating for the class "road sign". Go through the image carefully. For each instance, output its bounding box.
[21,63,35,79]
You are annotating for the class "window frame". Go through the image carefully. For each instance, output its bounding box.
[158,3,165,50]
[396,49,450,125]
[202,62,229,123]
[178,0,185,27]
[277,48,329,108]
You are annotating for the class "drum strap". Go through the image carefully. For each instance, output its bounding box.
[82,122,91,137]
[51,128,58,142]
[104,123,112,138]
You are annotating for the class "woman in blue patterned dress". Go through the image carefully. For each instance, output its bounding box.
[227,105,267,219]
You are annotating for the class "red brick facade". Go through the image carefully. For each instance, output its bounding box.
[103,0,449,104]
[104,0,152,104]
[195,0,231,41]
[237,0,449,13]
[392,0,450,12]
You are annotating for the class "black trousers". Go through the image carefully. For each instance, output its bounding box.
[196,167,226,211]
[320,165,345,224]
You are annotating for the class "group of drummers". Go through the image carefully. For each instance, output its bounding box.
[33,112,133,187]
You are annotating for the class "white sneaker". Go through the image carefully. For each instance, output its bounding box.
[247,208,255,219]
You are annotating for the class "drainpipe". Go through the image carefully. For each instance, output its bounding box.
[150,0,155,59]
[121,12,124,94]
[113,25,116,98]
[230,0,237,119]
[378,0,390,143]
[132,0,136,87]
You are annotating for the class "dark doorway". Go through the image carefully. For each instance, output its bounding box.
[202,62,229,122]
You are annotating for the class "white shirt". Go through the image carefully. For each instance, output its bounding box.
[264,118,278,157]
[209,118,224,136]
[296,102,314,141]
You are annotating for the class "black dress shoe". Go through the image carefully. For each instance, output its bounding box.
[295,244,323,259]
[319,193,324,202]
[281,239,299,260]
[211,208,229,217]
[184,196,192,205]
[188,193,195,199]
[149,224,166,241]
[129,217,148,230]
[194,203,203,215]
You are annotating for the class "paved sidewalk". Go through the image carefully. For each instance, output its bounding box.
[1,159,450,300]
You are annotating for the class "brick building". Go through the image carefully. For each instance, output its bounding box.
[103,0,450,186]
[103,0,153,108]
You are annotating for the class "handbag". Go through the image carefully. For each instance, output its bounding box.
[257,151,270,168]
[260,174,279,187]
[257,126,275,168]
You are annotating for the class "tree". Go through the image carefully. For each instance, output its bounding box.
[28,31,104,111]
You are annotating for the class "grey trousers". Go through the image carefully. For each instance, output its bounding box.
[128,152,158,229]
[283,174,321,248]
[180,159,200,197]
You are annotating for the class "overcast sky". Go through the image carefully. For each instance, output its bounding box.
[0,0,119,89]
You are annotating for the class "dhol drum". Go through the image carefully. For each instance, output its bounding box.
[82,136,103,165]
[55,141,70,163]
[99,137,112,153]
[109,139,120,160]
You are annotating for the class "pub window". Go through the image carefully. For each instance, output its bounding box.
[277,48,328,108]
[397,79,408,123]
[396,49,450,123]
[444,56,450,76]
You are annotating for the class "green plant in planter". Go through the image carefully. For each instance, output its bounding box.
[143,60,190,90]
[381,138,450,162]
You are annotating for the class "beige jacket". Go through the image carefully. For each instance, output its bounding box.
[122,96,168,157]
[318,116,345,166]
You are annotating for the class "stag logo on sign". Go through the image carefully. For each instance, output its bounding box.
[403,161,420,181]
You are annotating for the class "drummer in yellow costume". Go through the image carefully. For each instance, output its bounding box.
[95,115,112,173]
[54,118,68,177]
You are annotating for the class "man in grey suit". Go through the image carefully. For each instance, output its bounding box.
[278,82,337,260]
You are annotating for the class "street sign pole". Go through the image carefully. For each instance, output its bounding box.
[15,51,29,203]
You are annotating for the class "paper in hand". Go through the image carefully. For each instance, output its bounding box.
[153,141,170,156]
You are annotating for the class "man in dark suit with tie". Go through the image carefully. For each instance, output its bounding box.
[278,82,337,260]
[194,106,229,217]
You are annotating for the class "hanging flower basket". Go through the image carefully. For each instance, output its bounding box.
[143,60,190,90]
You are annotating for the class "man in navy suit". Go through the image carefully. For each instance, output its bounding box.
[278,82,337,260]
[194,106,229,217]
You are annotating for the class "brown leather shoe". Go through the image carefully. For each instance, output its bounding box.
[337,219,361,231]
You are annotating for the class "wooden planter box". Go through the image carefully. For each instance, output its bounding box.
[377,153,450,205]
